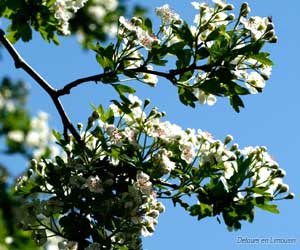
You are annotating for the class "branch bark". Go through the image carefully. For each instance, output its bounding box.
[0,29,81,142]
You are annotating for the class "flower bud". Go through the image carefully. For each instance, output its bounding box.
[230,143,239,151]
[27,168,34,177]
[224,135,233,145]
[266,23,274,31]
[224,4,234,11]
[31,159,38,168]
[268,36,278,43]
[279,183,289,193]
[276,168,286,178]
[77,123,83,131]
[264,30,275,40]
[143,98,151,108]
[284,192,295,199]
[240,2,250,17]
[92,110,100,119]
[147,210,159,218]
[164,190,172,196]
[225,14,235,21]
[131,17,142,26]
[174,19,182,25]
[260,146,267,152]
[157,202,165,212]
[87,116,95,128]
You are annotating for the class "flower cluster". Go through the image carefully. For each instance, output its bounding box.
[155,4,182,25]
[109,1,276,111]
[54,0,88,35]
[7,111,59,159]
[189,1,276,104]
[86,0,118,33]
[0,88,16,112]
[118,16,160,50]
[76,0,119,42]
[16,94,291,249]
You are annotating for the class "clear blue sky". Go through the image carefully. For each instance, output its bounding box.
[0,0,299,249]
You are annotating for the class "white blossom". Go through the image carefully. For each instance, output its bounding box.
[7,130,24,143]
[84,175,104,193]
[155,4,181,25]
[240,16,270,41]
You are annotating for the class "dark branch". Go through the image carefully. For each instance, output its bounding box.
[57,67,177,96]
[130,67,175,82]
[56,72,111,96]
[0,29,81,142]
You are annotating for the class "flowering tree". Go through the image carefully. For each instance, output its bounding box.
[0,0,294,250]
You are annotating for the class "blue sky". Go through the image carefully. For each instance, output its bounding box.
[1,0,300,249]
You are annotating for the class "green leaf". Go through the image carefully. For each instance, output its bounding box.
[200,78,225,96]
[176,49,192,68]
[172,21,194,47]
[178,87,197,107]
[149,44,168,66]
[196,47,210,60]
[189,203,213,220]
[256,203,279,214]
[6,0,23,9]
[103,108,115,124]
[144,18,152,33]
[52,130,62,141]
[167,42,185,55]
[234,83,250,95]
[229,95,245,113]
[111,100,132,114]
[112,84,136,95]
[206,25,226,42]
[250,52,273,66]
[95,43,115,70]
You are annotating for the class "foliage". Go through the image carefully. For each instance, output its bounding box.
[0,0,145,45]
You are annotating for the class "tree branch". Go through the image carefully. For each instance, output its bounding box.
[57,67,177,96]
[0,29,81,142]
[56,72,111,96]
[56,63,210,97]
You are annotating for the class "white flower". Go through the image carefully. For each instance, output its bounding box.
[119,16,135,33]
[191,2,209,10]
[224,161,237,179]
[54,0,88,35]
[149,120,184,141]
[128,94,142,106]
[7,130,24,143]
[84,175,104,193]
[240,16,270,41]
[135,172,152,195]
[26,131,41,147]
[153,149,176,173]
[195,89,217,106]
[4,236,14,244]
[136,29,160,50]
[260,64,272,79]
[213,0,227,9]
[155,4,181,25]
[179,140,195,164]
[88,6,106,20]
[245,71,265,93]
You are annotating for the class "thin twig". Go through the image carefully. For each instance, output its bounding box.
[0,29,81,142]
